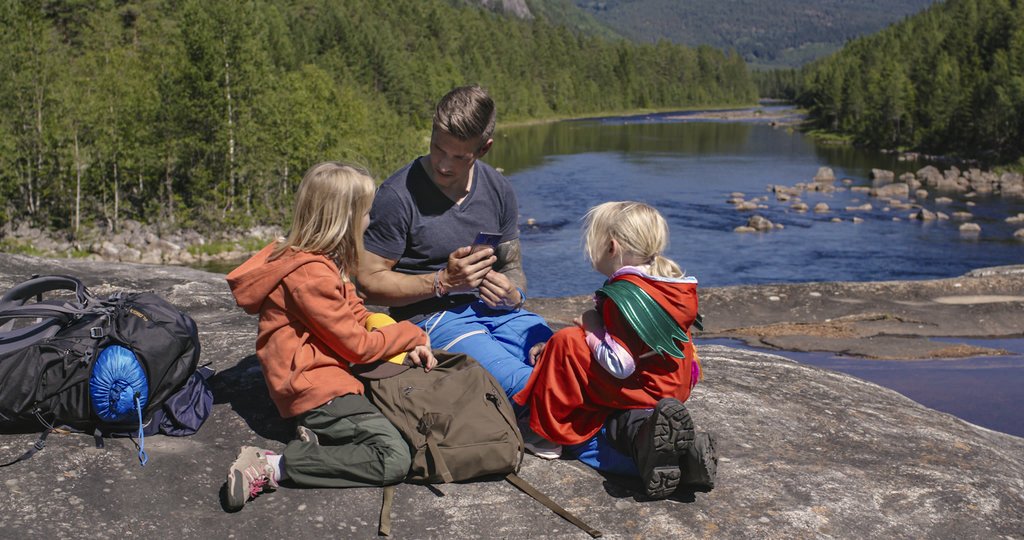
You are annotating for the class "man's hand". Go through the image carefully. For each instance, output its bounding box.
[478,270,522,309]
[441,246,496,294]
[407,345,437,371]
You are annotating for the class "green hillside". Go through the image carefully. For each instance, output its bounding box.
[0,0,755,234]
[798,0,1024,164]
[522,0,622,39]
[570,0,937,67]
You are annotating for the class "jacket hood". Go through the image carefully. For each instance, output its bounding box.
[226,243,337,314]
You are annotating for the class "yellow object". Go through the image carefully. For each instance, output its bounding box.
[365,313,408,365]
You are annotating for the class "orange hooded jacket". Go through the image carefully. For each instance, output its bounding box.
[227,243,427,418]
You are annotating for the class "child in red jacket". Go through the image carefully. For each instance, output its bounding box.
[514,201,716,499]
[223,162,436,510]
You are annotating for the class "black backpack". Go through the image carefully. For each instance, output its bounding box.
[0,275,202,465]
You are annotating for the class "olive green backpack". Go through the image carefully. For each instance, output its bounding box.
[359,351,601,537]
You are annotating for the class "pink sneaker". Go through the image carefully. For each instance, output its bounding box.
[225,446,279,511]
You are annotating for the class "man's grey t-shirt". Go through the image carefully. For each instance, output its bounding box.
[363,157,519,319]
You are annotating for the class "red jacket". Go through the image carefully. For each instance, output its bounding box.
[514,272,699,445]
[227,243,427,418]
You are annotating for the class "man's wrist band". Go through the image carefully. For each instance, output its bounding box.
[433,269,448,298]
[511,287,526,310]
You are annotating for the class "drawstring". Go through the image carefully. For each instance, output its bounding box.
[425,311,446,336]
[134,395,148,466]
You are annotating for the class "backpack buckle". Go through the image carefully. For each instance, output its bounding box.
[90,327,104,338]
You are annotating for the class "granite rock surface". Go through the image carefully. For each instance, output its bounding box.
[1,254,1022,539]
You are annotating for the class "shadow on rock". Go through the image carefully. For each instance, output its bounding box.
[599,473,703,504]
[210,354,291,443]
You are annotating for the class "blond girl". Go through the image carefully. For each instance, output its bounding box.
[223,162,436,510]
[514,201,714,499]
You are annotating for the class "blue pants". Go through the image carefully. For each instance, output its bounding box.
[417,301,552,400]
[419,302,638,477]
[563,427,640,477]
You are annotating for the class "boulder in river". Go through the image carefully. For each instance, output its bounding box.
[870,168,895,184]
[870,184,909,199]
[916,166,943,186]
[746,215,775,232]
[911,209,937,221]
[959,222,981,234]
[813,166,836,183]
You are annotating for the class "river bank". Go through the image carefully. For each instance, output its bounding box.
[0,219,280,269]
[531,264,1024,361]
[499,102,762,129]
[6,161,1022,271]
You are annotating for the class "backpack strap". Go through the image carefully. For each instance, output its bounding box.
[0,275,93,307]
[0,275,105,355]
[0,429,50,468]
[505,472,603,538]
[378,485,396,536]
[0,312,64,355]
[423,430,454,483]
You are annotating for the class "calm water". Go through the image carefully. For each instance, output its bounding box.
[702,337,1024,438]
[488,107,1024,298]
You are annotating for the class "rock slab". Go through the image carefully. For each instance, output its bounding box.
[0,254,1022,539]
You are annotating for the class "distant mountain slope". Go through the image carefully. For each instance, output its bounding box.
[523,0,622,38]
[463,0,622,38]
[571,0,937,67]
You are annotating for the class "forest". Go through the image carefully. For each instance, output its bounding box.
[797,0,1024,165]
[0,0,756,235]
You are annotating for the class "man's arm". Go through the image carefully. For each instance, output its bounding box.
[356,250,436,307]
[493,238,527,292]
[356,247,497,307]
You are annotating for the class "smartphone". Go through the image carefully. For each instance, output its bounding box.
[471,231,502,253]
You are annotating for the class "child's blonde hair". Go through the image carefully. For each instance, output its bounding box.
[583,201,683,278]
[271,162,375,276]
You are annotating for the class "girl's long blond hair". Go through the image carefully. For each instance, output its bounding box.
[270,162,375,276]
[583,201,683,278]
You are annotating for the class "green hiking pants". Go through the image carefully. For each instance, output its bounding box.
[282,393,411,488]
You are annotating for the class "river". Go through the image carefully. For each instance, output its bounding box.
[488,106,1024,298]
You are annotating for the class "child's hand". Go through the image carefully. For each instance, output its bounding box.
[528,341,547,365]
[574,309,604,334]
[408,345,437,371]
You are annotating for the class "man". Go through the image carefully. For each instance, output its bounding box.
[358,85,553,407]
